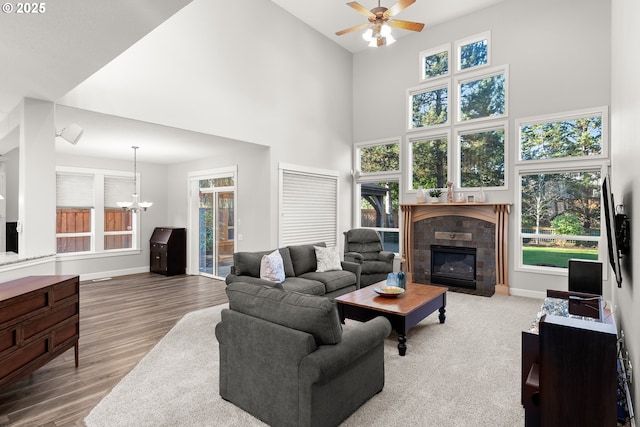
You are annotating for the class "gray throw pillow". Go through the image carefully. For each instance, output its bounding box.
[226,281,342,345]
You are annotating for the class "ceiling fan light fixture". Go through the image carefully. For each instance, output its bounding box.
[386,33,396,45]
[380,23,392,37]
[368,37,378,47]
[362,28,373,41]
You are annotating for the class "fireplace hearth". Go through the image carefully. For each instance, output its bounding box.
[431,245,477,289]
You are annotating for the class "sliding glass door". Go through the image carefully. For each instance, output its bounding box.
[189,168,236,279]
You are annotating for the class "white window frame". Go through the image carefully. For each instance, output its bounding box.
[515,106,609,165]
[454,120,509,190]
[454,64,509,125]
[407,80,451,132]
[419,43,451,82]
[353,138,402,256]
[56,166,141,260]
[515,162,608,278]
[455,31,491,73]
[407,129,452,192]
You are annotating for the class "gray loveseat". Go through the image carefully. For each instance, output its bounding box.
[216,282,392,427]
[225,243,361,298]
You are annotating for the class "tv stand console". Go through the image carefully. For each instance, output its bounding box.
[521,290,618,426]
[0,275,80,391]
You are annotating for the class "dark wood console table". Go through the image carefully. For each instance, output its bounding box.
[521,290,618,426]
[0,275,80,391]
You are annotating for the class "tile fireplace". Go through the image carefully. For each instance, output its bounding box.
[401,202,511,295]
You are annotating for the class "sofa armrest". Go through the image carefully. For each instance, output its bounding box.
[344,252,364,264]
[378,251,395,264]
[299,316,391,382]
[340,260,362,289]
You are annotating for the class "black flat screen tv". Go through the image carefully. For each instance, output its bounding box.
[602,174,622,287]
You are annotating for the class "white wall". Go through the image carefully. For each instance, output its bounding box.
[58,0,354,253]
[611,0,640,406]
[353,0,611,298]
[165,136,271,252]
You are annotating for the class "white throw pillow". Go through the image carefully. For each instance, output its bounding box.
[260,250,285,283]
[314,246,343,272]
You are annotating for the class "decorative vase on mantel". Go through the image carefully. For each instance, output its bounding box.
[416,186,426,204]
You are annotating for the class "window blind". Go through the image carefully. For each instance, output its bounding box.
[104,176,135,208]
[56,173,95,207]
[280,167,338,247]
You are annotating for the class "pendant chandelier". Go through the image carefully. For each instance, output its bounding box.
[117,146,153,212]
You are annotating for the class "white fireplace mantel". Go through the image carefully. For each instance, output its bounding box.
[401,203,511,295]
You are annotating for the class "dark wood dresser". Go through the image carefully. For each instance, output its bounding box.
[0,275,80,391]
[150,227,186,276]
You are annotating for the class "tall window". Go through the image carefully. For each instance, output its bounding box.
[457,124,506,188]
[56,167,139,255]
[409,132,449,190]
[516,107,608,273]
[354,139,401,254]
[104,176,133,250]
[409,32,507,194]
[56,173,94,253]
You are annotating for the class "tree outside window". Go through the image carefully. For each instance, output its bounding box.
[459,127,505,188]
[520,115,602,161]
[409,84,449,129]
[359,181,399,253]
[520,171,600,268]
[356,140,401,254]
[459,73,505,121]
[411,135,448,189]
[459,39,488,70]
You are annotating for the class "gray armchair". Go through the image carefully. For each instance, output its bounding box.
[216,282,391,427]
[343,228,395,287]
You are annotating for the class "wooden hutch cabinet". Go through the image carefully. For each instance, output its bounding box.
[150,227,186,276]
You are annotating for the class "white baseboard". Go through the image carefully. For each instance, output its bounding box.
[509,287,546,300]
[80,267,149,282]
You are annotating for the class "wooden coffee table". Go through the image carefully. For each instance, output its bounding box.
[335,282,447,356]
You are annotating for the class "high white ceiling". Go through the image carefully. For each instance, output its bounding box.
[0,0,193,120]
[271,0,506,53]
[0,0,505,163]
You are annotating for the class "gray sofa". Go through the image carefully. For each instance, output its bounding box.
[225,243,361,298]
[216,282,392,427]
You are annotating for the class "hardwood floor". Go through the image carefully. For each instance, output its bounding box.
[0,273,228,427]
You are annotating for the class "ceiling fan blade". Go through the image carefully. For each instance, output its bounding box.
[335,22,370,36]
[389,19,425,32]
[347,1,376,19]
[384,0,416,18]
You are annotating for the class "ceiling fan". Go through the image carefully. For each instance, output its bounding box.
[335,0,425,47]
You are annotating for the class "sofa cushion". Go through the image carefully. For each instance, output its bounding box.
[226,282,342,345]
[299,270,356,293]
[260,250,285,282]
[281,277,326,296]
[289,242,325,276]
[314,246,342,272]
[234,248,295,278]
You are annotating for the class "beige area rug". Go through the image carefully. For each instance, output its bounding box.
[84,291,543,427]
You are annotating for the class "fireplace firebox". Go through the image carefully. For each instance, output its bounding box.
[430,245,477,289]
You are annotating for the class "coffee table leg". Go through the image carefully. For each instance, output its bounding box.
[439,305,446,323]
[398,334,407,356]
